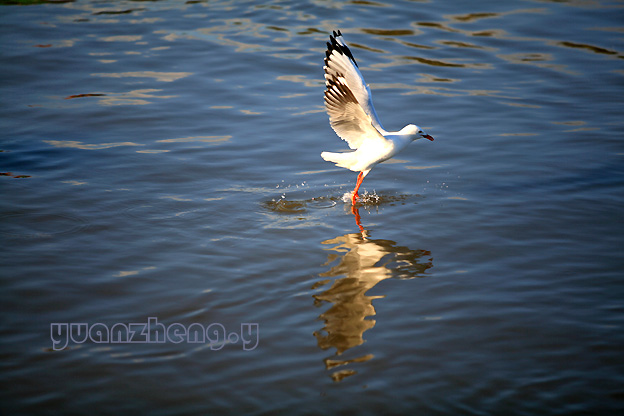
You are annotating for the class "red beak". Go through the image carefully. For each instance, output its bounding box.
[424,134,434,141]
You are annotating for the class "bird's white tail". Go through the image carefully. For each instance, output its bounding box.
[321,151,358,171]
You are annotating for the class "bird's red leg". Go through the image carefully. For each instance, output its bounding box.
[352,171,364,205]
[351,205,364,233]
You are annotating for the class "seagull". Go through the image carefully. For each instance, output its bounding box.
[321,30,434,205]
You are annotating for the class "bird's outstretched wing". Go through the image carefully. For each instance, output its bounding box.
[324,30,387,150]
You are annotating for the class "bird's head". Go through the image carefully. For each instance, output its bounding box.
[401,124,434,141]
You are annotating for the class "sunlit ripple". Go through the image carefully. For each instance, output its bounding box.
[157,136,231,144]
[90,71,193,82]
[44,140,143,150]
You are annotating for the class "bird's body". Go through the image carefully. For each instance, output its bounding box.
[321,30,434,204]
[321,125,416,172]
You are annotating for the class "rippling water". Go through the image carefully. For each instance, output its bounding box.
[1,0,623,414]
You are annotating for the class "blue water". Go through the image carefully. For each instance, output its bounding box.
[1,0,623,414]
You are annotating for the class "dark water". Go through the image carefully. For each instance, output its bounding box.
[1,0,623,414]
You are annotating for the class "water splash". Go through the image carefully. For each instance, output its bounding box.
[342,190,403,206]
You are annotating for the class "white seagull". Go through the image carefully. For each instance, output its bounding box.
[321,30,434,205]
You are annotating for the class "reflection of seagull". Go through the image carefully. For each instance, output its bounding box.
[314,231,433,381]
[321,30,434,205]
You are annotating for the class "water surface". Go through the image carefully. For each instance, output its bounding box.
[1,0,623,414]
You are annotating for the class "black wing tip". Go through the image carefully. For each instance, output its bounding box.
[326,29,358,67]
